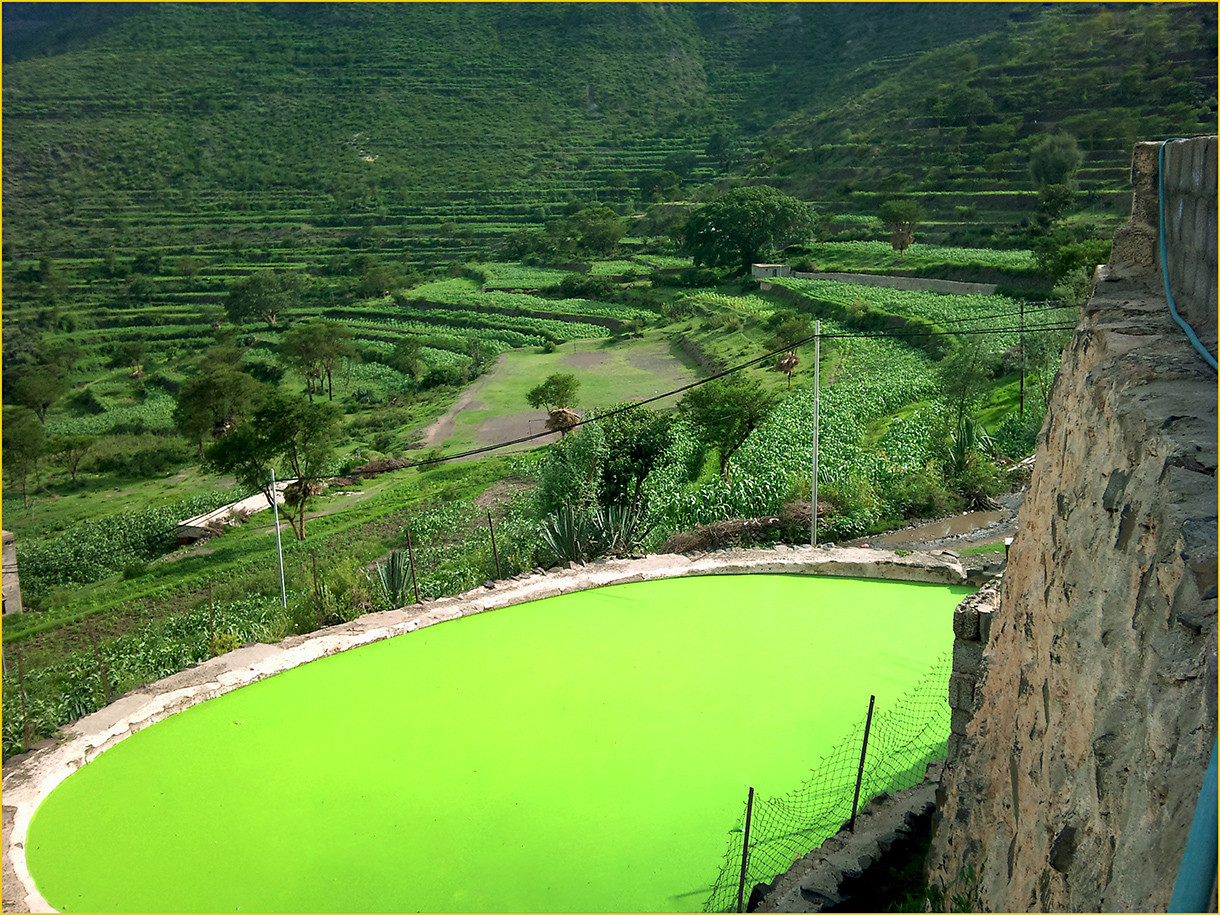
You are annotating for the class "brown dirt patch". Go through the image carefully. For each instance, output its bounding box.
[561,351,610,369]
[463,411,561,459]
[473,477,536,510]
[625,346,688,375]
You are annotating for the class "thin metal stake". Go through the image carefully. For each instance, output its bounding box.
[1019,298,1026,417]
[811,320,820,547]
[849,695,876,832]
[270,469,287,609]
[737,785,755,913]
[405,524,421,605]
[488,510,501,580]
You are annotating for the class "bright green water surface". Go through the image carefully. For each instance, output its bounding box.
[27,574,970,912]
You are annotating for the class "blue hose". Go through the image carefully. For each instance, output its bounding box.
[1157,138,1219,372]
[1169,739,1218,912]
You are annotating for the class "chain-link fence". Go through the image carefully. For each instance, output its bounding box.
[703,653,952,912]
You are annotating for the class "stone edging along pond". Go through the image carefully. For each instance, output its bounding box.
[1,545,967,914]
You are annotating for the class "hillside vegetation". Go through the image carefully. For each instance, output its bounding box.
[1,2,1215,758]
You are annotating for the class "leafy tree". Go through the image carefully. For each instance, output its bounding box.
[1031,225,1110,294]
[938,335,1000,436]
[878,199,922,260]
[224,270,303,326]
[767,311,812,351]
[205,394,339,540]
[3,363,69,424]
[1029,133,1083,190]
[358,261,416,298]
[812,213,836,255]
[663,151,699,178]
[595,406,674,509]
[526,373,580,413]
[680,374,777,480]
[387,339,424,381]
[569,206,626,256]
[110,340,147,373]
[682,186,814,271]
[174,363,267,454]
[281,323,326,401]
[49,434,94,485]
[535,421,609,516]
[3,407,45,508]
[638,170,681,202]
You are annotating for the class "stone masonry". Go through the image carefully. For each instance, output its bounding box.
[925,138,1218,911]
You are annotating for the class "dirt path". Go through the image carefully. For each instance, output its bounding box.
[419,355,499,449]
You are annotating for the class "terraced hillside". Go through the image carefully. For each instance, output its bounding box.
[766,3,1217,244]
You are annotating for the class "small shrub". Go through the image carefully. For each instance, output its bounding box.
[213,632,245,654]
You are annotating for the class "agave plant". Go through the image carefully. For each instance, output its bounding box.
[539,502,586,564]
[539,501,652,565]
[367,549,415,610]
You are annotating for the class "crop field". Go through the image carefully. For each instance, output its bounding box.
[773,278,1078,354]
[810,241,1038,274]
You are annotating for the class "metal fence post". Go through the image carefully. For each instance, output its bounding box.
[849,695,876,832]
[737,785,755,913]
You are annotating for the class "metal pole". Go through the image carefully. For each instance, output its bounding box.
[736,786,755,914]
[488,510,501,580]
[270,469,287,609]
[849,695,876,833]
[405,525,422,605]
[1019,298,1026,418]
[811,320,820,547]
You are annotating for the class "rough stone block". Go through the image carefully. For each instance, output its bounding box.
[1132,142,1160,192]
[948,673,975,709]
[950,705,974,736]
[953,606,980,640]
[977,607,996,644]
[1203,136,1217,198]
[952,640,985,677]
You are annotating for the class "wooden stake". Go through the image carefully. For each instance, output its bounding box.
[488,510,501,580]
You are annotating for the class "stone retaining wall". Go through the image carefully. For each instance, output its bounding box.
[2,546,965,914]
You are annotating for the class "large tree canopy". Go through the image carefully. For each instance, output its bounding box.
[878,199,923,260]
[224,270,303,327]
[681,186,815,270]
[680,374,777,479]
[204,393,339,539]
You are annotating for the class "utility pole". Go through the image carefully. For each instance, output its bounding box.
[270,468,287,609]
[811,320,820,547]
[1019,298,1026,417]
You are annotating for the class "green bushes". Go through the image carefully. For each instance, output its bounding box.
[16,492,234,605]
[2,593,287,757]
